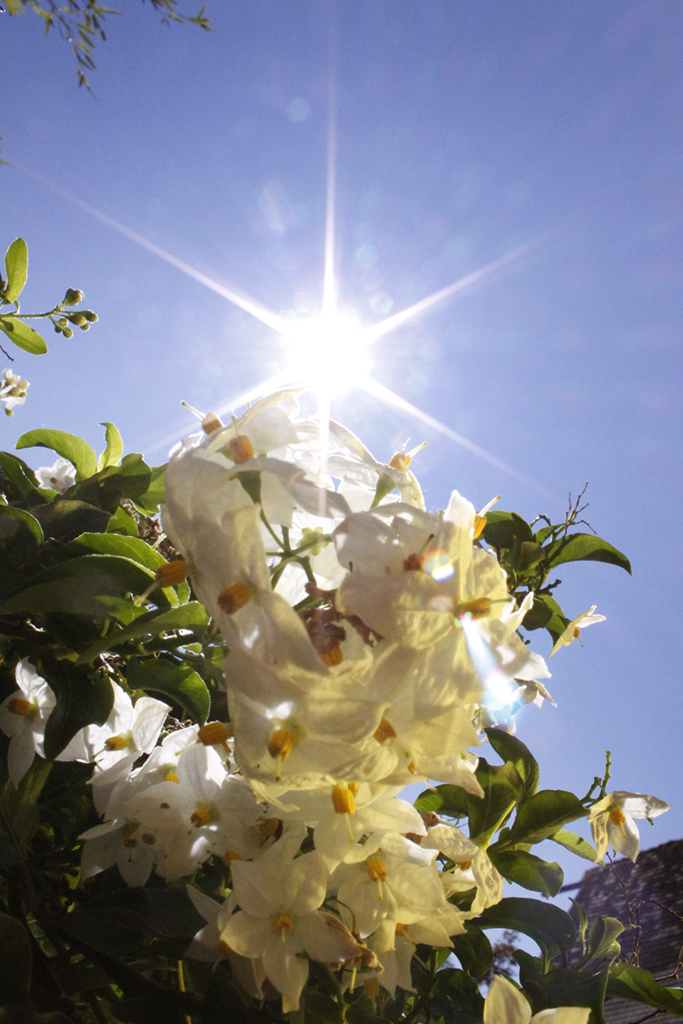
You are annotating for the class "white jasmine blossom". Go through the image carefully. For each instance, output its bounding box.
[588,790,670,862]
[0,659,56,785]
[34,456,76,493]
[550,606,606,656]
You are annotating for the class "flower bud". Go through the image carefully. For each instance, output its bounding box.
[63,288,84,306]
[83,310,98,322]
[68,313,87,326]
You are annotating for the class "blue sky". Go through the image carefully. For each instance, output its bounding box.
[1,0,681,883]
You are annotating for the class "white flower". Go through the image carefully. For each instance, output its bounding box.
[0,659,56,785]
[221,846,365,1013]
[34,457,76,494]
[588,791,670,862]
[484,975,590,1024]
[0,369,29,416]
[549,606,606,656]
[332,832,452,939]
[83,682,170,770]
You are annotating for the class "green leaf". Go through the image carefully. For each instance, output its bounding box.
[1,554,171,616]
[546,533,632,575]
[62,888,204,957]
[477,897,576,957]
[540,965,609,1023]
[549,830,597,863]
[506,790,586,847]
[64,453,152,512]
[486,728,539,799]
[98,421,124,469]
[607,963,683,1016]
[3,237,28,303]
[585,916,625,963]
[0,759,52,866]
[521,594,568,644]
[134,463,167,513]
[488,849,564,897]
[430,968,485,1024]
[67,532,168,573]
[450,922,492,978]
[0,912,32,1004]
[107,503,140,536]
[0,451,46,505]
[31,499,111,543]
[16,428,97,480]
[468,758,524,846]
[571,898,589,953]
[0,505,43,548]
[77,601,210,663]
[0,315,47,354]
[127,657,210,724]
[482,510,534,550]
[42,660,115,760]
[414,783,468,818]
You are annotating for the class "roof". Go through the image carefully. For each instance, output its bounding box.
[570,839,683,1023]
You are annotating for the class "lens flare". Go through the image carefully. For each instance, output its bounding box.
[460,613,518,709]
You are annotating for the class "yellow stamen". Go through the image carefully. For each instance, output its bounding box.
[473,514,487,540]
[222,849,241,866]
[367,855,386,900]
[331,785,356,816]
[7,697,34,717]
[395,923,408,937]
[217,582,251,614]
[389,452,412,472]
[268,727,297,779]
[373,718,397,744]
[274,914,294,942]
[164,770,179,783]
[456,859,472,871]
[366,856,387,882]
[261,817,283,838]
[348,782,360,795]
[454,596,492,620]
[609,807,627,828]
[123,823,139,848]
[201,412,223,435]
[198,721,233,746]
[227,434,255,464]
[104,734,130,751]
[402,552,424,572]
[349,966,357,993]
[407,761,416,773]
[320,645,343,666]
[573,626,582,639]
[155,559,189,588]
[191,803,218,828]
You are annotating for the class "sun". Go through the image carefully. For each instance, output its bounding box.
[283,312,373,392]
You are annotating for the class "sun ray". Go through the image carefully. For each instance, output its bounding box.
[16,165,289,336]
[364,243,535,342]
[358,374,551,494]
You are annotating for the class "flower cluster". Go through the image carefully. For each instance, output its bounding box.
[0,391,668,1015]
[0,368,29,416]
